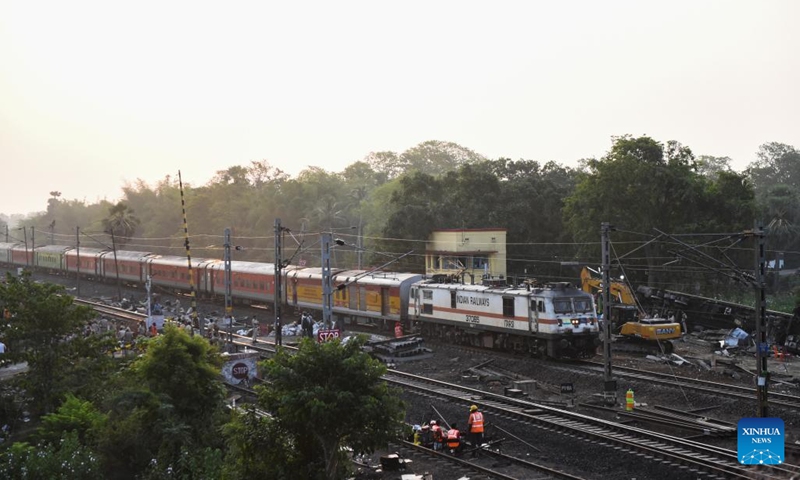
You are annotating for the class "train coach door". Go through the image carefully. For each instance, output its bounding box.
[411,287,420,318]
[530,297,541,333]
[381,287,389,316]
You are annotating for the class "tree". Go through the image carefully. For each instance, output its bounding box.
[223,410,299,480]
[0,431,103,480]
[364,151,403,181]
[563,136,732,288]
[379,172,444,271]
[0,274,96,414]
[102,201,141,247]
[238,337,405,480]
[365,141,486,180]
[746,142,800,254]
[246,159,289,187]
[695,155,733,180]
[131,325,225,436]
[97,326,226,478]
[401,140,486,177]
[489,159,581,277]
[46,191,62,217]
[747,142,800,194]
[35,394,107,447]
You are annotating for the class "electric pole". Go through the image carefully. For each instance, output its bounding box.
[601,222,616,405]
[110,229,122,301]
[224,228,233,347]
[275,218,283,346]
[322,232,333,329]
[754,222,769,417]
[178,171,200,333]
[76,226,81,297]
[22,227,28,267]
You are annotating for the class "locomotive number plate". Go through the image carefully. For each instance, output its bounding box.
[465,315,480,324]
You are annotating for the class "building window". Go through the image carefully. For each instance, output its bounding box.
[472,257,488,269]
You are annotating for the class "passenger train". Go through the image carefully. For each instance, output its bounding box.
[0,242,599,358]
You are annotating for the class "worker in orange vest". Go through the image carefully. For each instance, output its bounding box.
[430,420,444,451]
[445,422,462,455]
[467,404,484,457]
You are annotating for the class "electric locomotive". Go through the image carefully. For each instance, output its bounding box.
[409,277,599,358]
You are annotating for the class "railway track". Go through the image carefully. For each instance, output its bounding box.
[395,439,590,480]
[572,359,800,411]
[384,369,800,479]
[78,302,798,478]
[74,298,147,324]
[423,337,800,413]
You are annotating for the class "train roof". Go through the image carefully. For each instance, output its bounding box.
[0,242,21,249]
[65,247,109,256]
[34,245,73,253]
[207,261,277,274]
[334,269,423,284]
[147,255,217,268]
[102,250,154,261]
[418,280,589,297]
[288,267,346,279]
[419,282,532,295]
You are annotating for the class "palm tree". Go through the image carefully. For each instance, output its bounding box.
[102,202,141,247]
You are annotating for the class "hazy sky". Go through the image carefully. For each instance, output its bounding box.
[2,0,798,216]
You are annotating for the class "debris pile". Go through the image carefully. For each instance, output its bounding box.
[364,336,433,364]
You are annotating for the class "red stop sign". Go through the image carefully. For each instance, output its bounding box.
[231,362,249,380]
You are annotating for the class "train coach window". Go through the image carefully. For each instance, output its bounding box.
[423,290,433,300]
[422,304,433,315]
[502,297,514,317]
[450,291,456,309]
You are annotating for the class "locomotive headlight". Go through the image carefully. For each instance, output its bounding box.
[571,318,580,327]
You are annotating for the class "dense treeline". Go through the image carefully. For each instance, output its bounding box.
[11,137,800,295]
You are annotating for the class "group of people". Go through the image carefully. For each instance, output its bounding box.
[413,405,485,457]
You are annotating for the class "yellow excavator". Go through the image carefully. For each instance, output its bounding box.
[580,267,681,354]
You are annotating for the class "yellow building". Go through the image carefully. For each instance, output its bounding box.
[425,228,507,282]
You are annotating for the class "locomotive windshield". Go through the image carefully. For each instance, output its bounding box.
[573,298,593,313]
[553,297,594,314]
[553,299,572,314]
